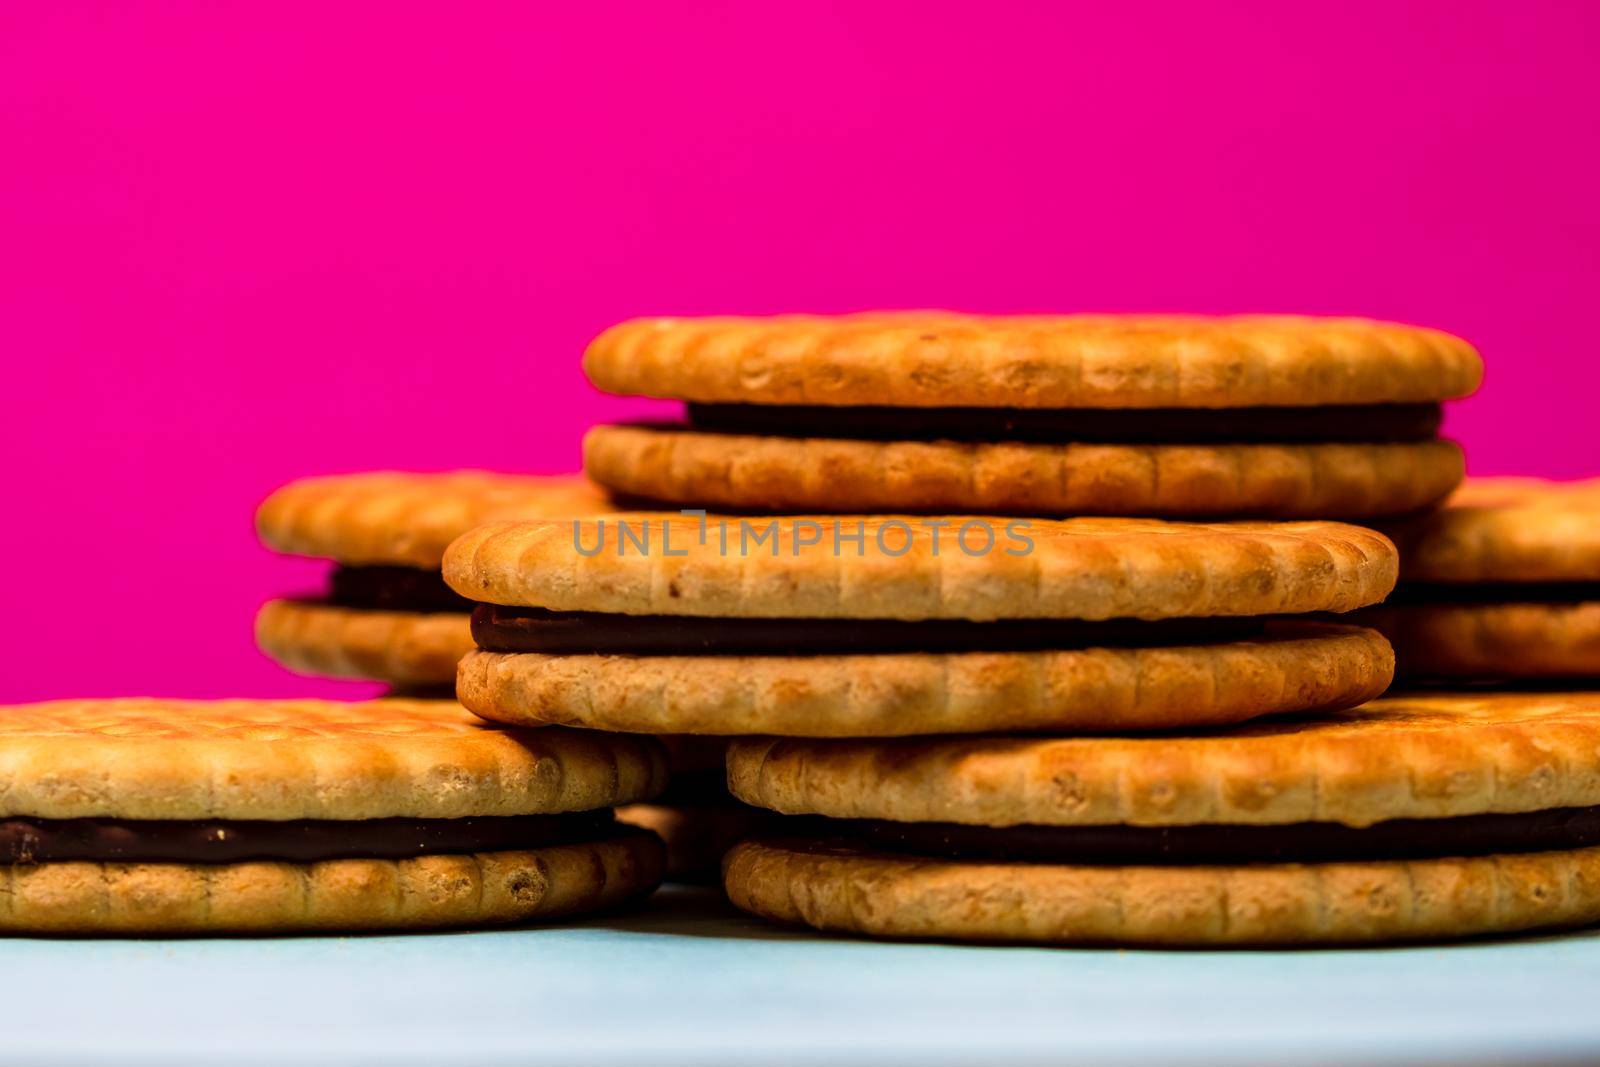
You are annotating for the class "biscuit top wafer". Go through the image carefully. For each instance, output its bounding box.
[0,698,666,820]
[444,515,1396,620]
[1391,477,1600,583]
[584,313,1482,409]
[257,471,608,568]
[727,691,1600,829]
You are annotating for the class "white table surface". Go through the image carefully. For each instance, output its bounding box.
[8,885,1600,1066]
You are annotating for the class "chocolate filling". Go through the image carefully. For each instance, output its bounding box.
[471,604,1267,656]
[1387,582,1600,606]
[0,811,623,865]
[683,402,1443,444]
[772,806,1600,865]
[328,565,473,613]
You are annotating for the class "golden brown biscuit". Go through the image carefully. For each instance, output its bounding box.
[458,623,1393,736]
[450,516,1395,735]
[1390,477,1600,583]
[723,839,1600,946]
[724,690,1600,944]
[255,470,611,685]
[257,470,609,568]
[255,599,473,686]
[585,313,1482,409]
[444,515,1397,620]
[726,691,1600,827]
[1368,602,1600,679]
[0,698,666,820]
[1376,477,1600,679]
[0,698,671,934]
[583,315,1476,517]
[2,836,662,935]
[584,425,1464,518]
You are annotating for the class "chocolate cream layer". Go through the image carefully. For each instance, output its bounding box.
[0,811,625,865]
[770,806,1600,865]
[327,565,473,613]
[682,402,1443,444]
[1386,582,1600,605]
[471,604,1266,656]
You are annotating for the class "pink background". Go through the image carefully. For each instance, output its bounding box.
[3,3,1597,702]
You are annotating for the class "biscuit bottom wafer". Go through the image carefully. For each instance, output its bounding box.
[256,599,472,686]
[724,839,1600,946]
[1375,478,1600,679]
[2,833,663,935]
[584,425,1463,517]
[457,623,1392,737]
[1368,601,1600,679]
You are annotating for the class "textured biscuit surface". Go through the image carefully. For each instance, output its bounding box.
[458,624,1393,736]
[723,839,1600,946]
[445,515,1396,620]
[1390,477,1600,583]
[0,698,667,820]
[585,313,1482,408]
[726,691,1600,828]
[257,470,608,568]
[256,599,472,685]
[0,834,663,934]
[584,426,1463,518]
[1370,602,1600,679]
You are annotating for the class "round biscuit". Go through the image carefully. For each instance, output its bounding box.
[1390,476,1600,583]
[257,470,608,568]
[1370,601,1600,679]
[726,691,1600,827]
[444,514,1397,620]
[0,697,667,820]
[583,425,1463,518]
[457,623,1393,736]
[0,834,662,934]
[255,599,472,686]
[585,313,1482,408]
[723,839,1600,946]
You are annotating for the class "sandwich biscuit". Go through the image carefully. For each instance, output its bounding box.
[583,313,1479,517]
[0,698,666,934]
[1373,478,1600,678]
[448,514,1397,736]
[256,471,607,686]
[724,691,1600,945]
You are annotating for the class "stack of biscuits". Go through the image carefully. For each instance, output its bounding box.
[14,310,1600,945]
[253,469,752,883]
[0,469,679,934]
[433,311,1600,946]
